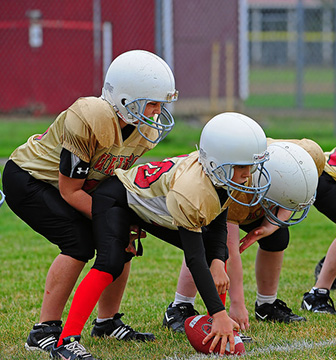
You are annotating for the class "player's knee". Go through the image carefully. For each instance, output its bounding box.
[258,237,289,251]
[93,262,125,279]
[93,249,131,279]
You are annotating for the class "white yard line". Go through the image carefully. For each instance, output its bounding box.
[165,338,336,359]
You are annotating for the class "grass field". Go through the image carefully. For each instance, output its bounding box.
[1,114,336,360]
[246,67,335,109]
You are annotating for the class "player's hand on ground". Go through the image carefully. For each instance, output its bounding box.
[229,302,250,331]
[210,259,230,294]
[202,310,239,356]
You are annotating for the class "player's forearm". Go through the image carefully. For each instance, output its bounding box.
[227,256,245,306]
[62,189,92,219]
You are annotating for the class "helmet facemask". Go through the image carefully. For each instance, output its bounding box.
[123,98,176,144]
[202,151,271,207]
[260,194,315,227]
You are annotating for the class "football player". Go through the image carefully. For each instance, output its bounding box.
[162,139,323,333]
[301,147,336,314]
[50,112,271,359]
[2,50,178,353]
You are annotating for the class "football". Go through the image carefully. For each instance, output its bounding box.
[185,315,245,356]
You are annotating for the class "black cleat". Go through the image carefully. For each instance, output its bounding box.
[301,288,336,314]
[163,302,199,333]
[255,299,306,323]
[91,313,155,341]
[24,321,62,352]
[51,335,98,359]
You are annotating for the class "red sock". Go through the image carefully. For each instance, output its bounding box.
[220,261,227,306]
[220,293,227,306]
[57,268,113,346]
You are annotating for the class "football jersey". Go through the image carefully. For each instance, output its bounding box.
[115,151,232,233]
[324,147,336,181]
[10,97,157,192]
[227,137,325,225]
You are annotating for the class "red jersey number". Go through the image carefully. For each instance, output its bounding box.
[328,149,336,166]
[134,161,174,189]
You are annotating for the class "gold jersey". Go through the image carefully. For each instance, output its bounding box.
[115,151,230,233]
[324,147,336,181]
[228,137,325,225]
[10,97,157,193]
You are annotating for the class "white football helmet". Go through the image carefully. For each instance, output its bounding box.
[199,112,271,206]
[101,50,178,144]
[254,141,318,227]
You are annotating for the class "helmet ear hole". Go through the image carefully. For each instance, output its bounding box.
[209,161,216,169]
[121,98,127,106]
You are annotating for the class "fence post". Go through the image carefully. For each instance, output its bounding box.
[296,0,304,110]
[155,0,163,57]
[93,0,102,95]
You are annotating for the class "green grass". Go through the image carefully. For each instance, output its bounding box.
[1,189,336,359]
[244,94,297,108]
[246,66,335,109]
[1,115,336,359]
[0,118,52,158]
[244,93,334,109]
[249,66,334,85]
[257,115,335,151]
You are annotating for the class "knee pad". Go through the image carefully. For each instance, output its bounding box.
[61,243,95,263]
[258,227,289,252]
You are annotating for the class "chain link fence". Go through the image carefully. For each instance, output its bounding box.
[247,0,336,117]
[0,0,335,119]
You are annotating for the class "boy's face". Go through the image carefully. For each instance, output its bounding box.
[231,165,251,185]
[143,101,162,118]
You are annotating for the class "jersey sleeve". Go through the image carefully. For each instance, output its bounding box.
[166,190,205,232]
[202,210,229,263]
[59,148,90,179]
[62,110,94,163]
